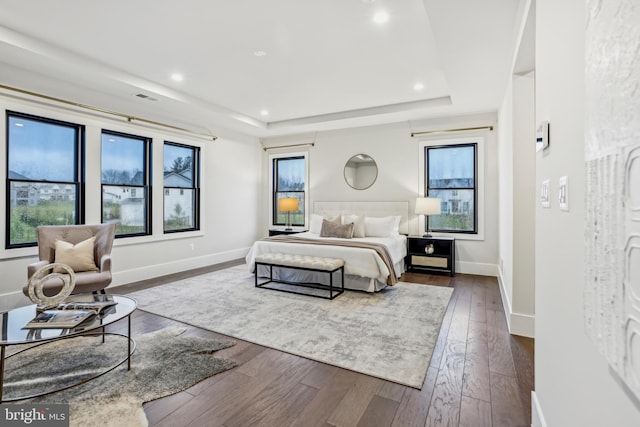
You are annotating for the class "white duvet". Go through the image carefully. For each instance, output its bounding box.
[245,232,407,287]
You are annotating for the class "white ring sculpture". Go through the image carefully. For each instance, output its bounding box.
[27,263,76,309]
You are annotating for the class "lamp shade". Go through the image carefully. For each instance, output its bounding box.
[415,197,441,215]
[278,197,299,212]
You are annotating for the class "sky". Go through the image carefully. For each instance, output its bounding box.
[278,157,305,185]
[8,115,193,181]
[427,145,474,181]
[8,116,77,181]
[101,133,144,174]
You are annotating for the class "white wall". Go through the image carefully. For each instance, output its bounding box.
[533,0,640,425]
[263,113,500,276]
[498,71,536,338]
[511,74,536,334]
[497,0,536,339]
[0,94,262,311]
[498,77,515,321]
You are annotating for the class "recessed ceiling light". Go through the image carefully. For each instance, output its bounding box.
[373,11,389,24]
[171,73,184,82]
[260,109,269,116]
[360,0,376,3]
[254,51,267,57]
[413,82,425,91]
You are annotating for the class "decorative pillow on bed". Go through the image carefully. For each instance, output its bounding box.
[364,216,398,237]
[310,214,340,234]
[341,214,365,238]
[320,219,354,239]
[53,237,99,273]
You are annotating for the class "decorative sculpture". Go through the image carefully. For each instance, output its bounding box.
[27,263,76,311]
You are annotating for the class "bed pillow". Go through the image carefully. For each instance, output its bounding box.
[54,237,99,273]
[364,216,397,237]
[320,219,354,239]
[309,214,340,234]
[391,215,401,235]
[309,214,324,234]
[341,214,365,238]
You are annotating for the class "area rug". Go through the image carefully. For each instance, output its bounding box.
[2,326,237,427]
[128,264,453,388]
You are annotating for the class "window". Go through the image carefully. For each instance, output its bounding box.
[101,130,151,237]
[6,111,84,248]
[425,143,478,233]
[163,142,199,232]
[271,155,307,227]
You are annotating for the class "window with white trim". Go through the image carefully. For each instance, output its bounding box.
[420,136,485,239]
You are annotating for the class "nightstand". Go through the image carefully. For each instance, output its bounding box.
[406,236,456,276]
[268,229,307,237]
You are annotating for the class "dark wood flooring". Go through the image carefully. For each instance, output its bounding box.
[111,263,534,427]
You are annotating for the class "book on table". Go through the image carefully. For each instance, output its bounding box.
[23,294,118,329]
[23,309,97,329]
[56,294,117,312]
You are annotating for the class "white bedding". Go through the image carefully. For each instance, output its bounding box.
[245,232,407,292]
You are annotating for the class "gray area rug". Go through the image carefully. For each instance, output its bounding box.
[129,264,453,388]
[3,326,237,427]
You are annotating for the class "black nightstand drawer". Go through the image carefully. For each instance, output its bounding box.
[406,236,455,276]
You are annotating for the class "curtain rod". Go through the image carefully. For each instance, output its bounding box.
[410,125,494,137]
[0,84,218,141]
[263,142,315,151]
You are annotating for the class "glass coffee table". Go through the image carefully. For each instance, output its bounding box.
[0,294,137,403]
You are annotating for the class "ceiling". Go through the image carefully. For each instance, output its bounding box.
[0,0,525,138]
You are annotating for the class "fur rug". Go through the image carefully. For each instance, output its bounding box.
[2,327,237,427]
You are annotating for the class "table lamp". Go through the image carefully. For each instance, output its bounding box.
[278,197,299,230]
[415,197,441,237]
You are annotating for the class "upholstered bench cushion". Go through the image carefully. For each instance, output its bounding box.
[255,253,344,271]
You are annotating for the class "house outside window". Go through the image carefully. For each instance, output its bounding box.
[425,142,478,234]
[101,130,151,237]
[6,111,84,248]
[163,142,199,233]
[271,154,307,228]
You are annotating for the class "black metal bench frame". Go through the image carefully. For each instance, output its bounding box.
[254,261,344,300]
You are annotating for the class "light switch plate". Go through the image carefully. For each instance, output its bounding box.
[541,179,550,208]
[559,176,569,211]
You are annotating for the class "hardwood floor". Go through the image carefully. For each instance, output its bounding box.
[111,264,534,427]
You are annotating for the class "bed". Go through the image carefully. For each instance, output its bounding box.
[245,201,408,292]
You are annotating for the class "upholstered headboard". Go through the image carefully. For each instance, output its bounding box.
[313,201,409,235]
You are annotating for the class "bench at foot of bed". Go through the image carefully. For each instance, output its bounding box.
[254,253,345,300]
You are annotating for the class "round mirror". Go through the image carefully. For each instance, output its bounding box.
[344,154,378,190]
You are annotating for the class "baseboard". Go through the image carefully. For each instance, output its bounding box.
[111,247,250,287]
[531,391,547,427]
[510,312,535,337]
[497,269,535,338]
[457,261,498,276]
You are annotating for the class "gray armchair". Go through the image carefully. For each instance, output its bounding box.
[23,223,116,297]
